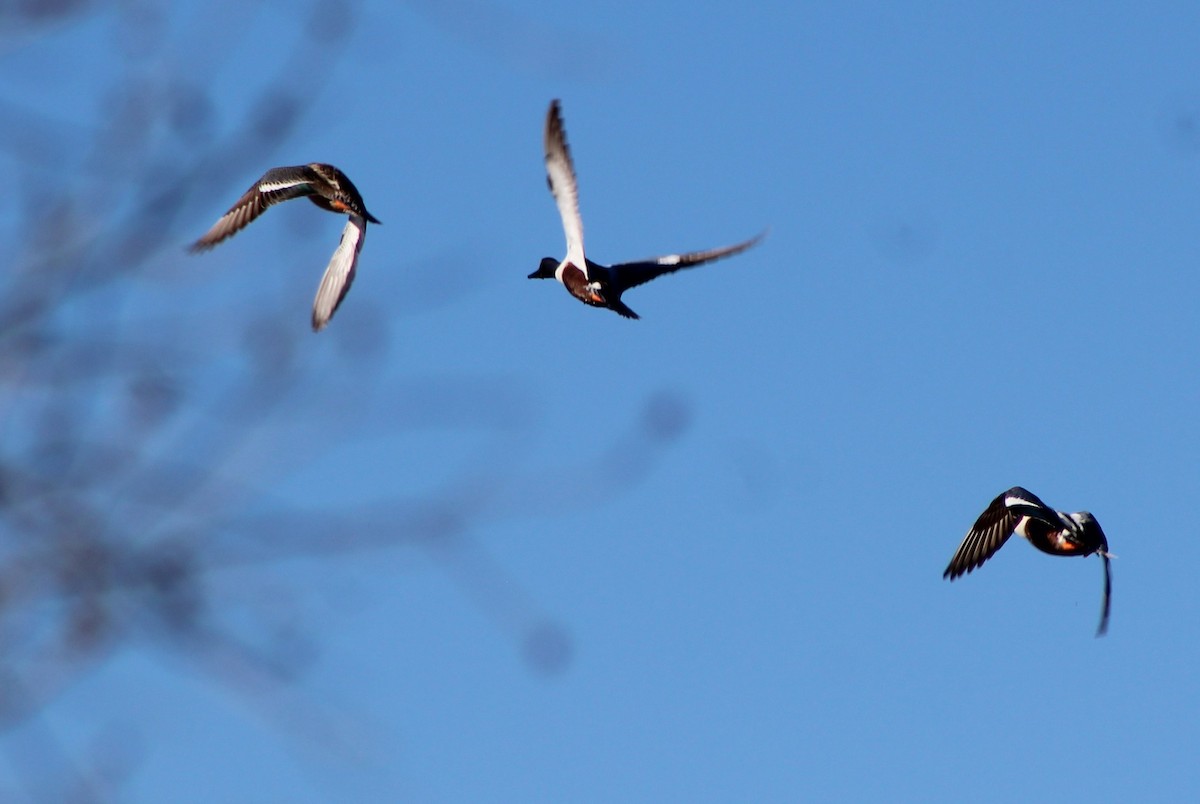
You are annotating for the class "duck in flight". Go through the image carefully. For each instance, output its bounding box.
[530,99,764,319]
[943,487,1113,636]
[189,163,380,331]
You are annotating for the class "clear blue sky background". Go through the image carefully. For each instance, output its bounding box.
[3,1,1200,801]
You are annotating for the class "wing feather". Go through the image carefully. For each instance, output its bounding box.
[311,214,366,332]
[610,230,766,291]
[1097,550,1112,636]
[189,166,316,251]
[543,100,587,276]
[943,490,1022,579]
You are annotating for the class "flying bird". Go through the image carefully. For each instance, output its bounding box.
[944,487,1113,636]
[530,99,764,319]
[189,163,380,331]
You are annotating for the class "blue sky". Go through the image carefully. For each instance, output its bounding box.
[3,1,1200,801]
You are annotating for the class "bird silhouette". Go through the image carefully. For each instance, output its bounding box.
[530,99,763,319]
[189,163,380,331]
[944,487,1113,636]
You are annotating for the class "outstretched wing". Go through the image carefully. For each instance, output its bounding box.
[995,486,1059,525]
[189,165,317,251]
[609,230,766,292]
[544,99,587,276]
[1096,550,1112,636]
[311,214,366,332]
[943,487,1052,579]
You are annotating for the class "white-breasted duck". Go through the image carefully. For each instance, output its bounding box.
[530,99,764,319]
[944,486,1113,636]
[189,163,380,331]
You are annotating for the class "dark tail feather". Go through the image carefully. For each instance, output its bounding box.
[609,299,639,320]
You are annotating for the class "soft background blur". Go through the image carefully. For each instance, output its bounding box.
[1,1,1198,801]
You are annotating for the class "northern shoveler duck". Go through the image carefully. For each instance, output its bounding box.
[530,99,764,319]
[189,163,380,331]
[944,487,1113,636]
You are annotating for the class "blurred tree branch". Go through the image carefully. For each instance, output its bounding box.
[0,2,692,800]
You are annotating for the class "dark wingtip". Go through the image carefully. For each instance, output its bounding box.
[943,554,979,581]
[364,211,381,225]
[942,561,967,581]
[1095,551,1112,637]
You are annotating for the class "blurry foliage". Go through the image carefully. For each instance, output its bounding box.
[0,2,690,799]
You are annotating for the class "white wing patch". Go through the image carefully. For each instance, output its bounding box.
[259,178,311,193]
[1004,494,1037,509]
